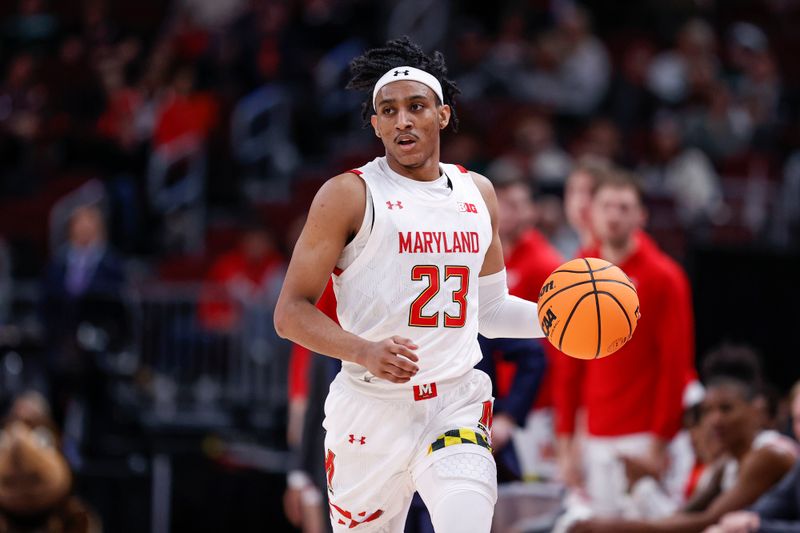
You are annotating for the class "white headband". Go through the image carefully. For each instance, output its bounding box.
[372,66,444,110]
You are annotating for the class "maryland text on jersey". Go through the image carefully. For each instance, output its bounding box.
[398,231,481,254]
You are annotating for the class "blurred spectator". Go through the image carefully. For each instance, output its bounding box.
[198,221,284,332]
[708,381,800,532]
[40,204,127,427]
[638,112,724,229]
[554,169,695,517]
[0,238,10,324]
[486,113,572,188]
[514,5,610,115]
[0,391,100,532]
[770,151,800,248]
[0,52,45,145]
[2,0,58,51]
[560,156,611,258]
[571,118,622,162]
[647,18,718,105]
[607,40,658,145]
[153,64,218,147]
[568,345,797,533]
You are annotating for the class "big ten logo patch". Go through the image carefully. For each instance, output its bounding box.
[457,202,478,213]
[541,308,557,336]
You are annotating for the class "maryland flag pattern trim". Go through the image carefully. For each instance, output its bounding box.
[427,428,492,455]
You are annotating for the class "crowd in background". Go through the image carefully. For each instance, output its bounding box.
[0,0,800,531]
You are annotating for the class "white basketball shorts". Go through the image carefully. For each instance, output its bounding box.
[322,368,496,531]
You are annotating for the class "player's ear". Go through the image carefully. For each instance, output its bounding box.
[370,114,380,138]
[438,104,451,130]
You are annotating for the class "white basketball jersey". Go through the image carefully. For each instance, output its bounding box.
[332,157,492,391]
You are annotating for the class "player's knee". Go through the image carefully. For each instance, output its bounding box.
[426,488,495,533]
[416,452,498,507]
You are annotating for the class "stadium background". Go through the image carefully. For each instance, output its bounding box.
[0,0,799,531]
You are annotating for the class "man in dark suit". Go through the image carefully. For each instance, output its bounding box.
[40,204,127,433]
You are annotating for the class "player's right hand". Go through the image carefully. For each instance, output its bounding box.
[358,336,419,383]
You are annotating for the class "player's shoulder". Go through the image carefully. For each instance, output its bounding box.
[315,170,366,204]
[308,170,367,231]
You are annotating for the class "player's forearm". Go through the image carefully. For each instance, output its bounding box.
[274,298,369,366]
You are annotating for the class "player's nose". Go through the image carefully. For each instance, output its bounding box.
[395,110,413,129]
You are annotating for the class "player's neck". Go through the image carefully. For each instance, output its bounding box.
[600,237,636,265]
[385,153,442,182]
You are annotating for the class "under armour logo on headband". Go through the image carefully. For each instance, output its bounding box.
[373,65,444,110]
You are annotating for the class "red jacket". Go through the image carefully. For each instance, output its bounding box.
[502,229,564,407]
[552,231,695,440]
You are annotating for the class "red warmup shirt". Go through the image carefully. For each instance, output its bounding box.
[288,280,338,401]
[552,231,695,440]
[501,229,564,408]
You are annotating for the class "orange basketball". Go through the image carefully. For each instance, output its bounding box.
[537,257,640,360]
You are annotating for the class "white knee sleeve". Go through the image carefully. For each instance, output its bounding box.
[415,453,497,533]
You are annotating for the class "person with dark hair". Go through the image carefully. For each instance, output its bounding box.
[274,37,548,532]
[569,345,797,533]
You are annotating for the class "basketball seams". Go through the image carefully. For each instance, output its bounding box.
[557,291,597,352]
[550,264,616,275]
[539,278,636,308]
[582,258,602,359]
[596,291,632,336]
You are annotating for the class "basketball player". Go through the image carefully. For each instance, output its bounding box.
[274,37,546,532]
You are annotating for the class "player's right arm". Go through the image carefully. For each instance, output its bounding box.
[274,173,419,383]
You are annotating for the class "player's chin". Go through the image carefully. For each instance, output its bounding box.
[391,151,426,168]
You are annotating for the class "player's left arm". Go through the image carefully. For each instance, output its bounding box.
[470,171,545,339]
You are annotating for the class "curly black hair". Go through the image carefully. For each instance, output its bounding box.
[347,36,460,132]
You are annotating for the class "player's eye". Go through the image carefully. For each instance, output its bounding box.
[410,103,424,111]
[382,107,394,115]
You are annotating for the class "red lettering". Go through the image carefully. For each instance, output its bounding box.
[423,232,433,253]
[399,232,412,253]
[451,232,463,253]
[432,232,444,253]
[413,233,424,253]
[470,232,479,252]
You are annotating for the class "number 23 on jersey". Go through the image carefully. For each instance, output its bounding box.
[408,265,470,328]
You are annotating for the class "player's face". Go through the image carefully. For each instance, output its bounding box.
[590,185,644,249]
[371,81,450,172]
[497,183,535,242]
[702,384,756,453]
[565,171,593,234]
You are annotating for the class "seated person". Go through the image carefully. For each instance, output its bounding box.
[0,391,100,532]
[569,353,797,533]
[705,380,800,533]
